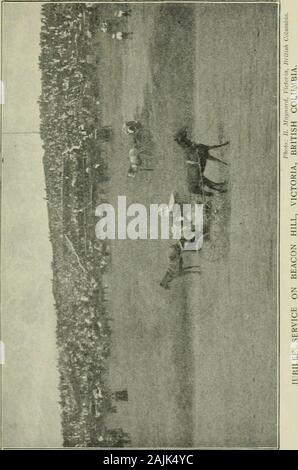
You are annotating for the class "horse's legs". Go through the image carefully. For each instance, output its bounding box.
[201,189,214,197]
[203,176,228,193]
[190,183,214,197]
[178,257,184,274]
[207,141,230,150]
[182,265,201,271]
[204,176,226,188]
[207,154,228,166]
[194,143,209,153]
[179,268,201,277]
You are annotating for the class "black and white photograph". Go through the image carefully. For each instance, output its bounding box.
[1,0,282,450]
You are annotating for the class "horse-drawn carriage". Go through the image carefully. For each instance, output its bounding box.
[159,191,230,288]
[169,190,229,262]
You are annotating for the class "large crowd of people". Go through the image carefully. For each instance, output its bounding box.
[39,3,130,448]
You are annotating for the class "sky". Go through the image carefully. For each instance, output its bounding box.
[2,2,62,447]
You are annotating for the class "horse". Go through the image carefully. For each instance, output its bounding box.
[160,240,201,289]
[174,127,229,197]
[127,147,153,178]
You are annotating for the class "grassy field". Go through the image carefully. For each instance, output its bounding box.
[93,2,278,447]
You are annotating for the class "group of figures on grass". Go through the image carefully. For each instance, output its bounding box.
[100,8,134,41]
[123,121,230,289]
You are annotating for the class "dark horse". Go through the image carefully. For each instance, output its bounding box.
[174,127,229,197]
[160,239,201,289]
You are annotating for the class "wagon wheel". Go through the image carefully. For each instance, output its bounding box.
[200,235,229,262]
[134,127,153,147]
[204,198,225,221]
[139,154,154,171]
